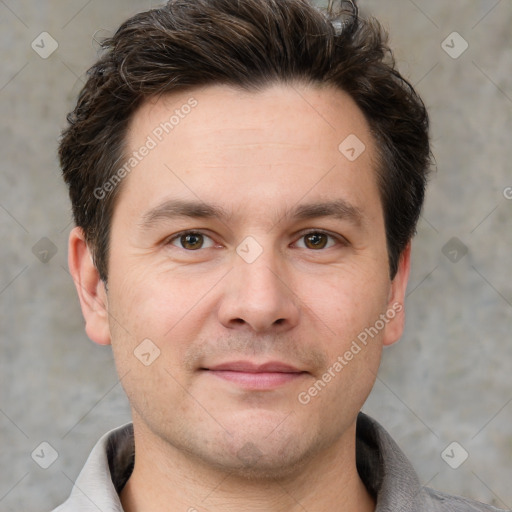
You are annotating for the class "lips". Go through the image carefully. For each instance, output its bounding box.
[205,361,303,373]
[201,361,308,390]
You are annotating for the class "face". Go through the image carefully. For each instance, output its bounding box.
[73,83,409,479]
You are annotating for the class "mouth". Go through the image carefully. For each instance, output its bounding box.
[200,361,309,390]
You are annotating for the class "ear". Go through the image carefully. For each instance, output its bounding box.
[68,227,111,345]
[382,242,411,347]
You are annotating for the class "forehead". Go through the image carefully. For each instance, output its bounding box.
[118,83,381,226]
[127,82,372,153]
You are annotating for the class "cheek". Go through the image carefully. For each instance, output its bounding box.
[107,266,216,372]
[299,272,387,413]
[306,264,390,339]
[109,261,174,331]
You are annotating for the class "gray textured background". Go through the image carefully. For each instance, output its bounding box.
[0,1,511,511]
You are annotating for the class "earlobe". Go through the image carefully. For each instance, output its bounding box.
[382,242,411,347]
[68,227,111,346]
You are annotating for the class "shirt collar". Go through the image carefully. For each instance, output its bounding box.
[356,412,424,510]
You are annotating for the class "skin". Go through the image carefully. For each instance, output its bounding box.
[69,82,411,512]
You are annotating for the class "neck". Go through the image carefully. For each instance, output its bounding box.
[120,417,375,512]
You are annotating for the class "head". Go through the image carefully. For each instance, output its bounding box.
[62,0,430,480]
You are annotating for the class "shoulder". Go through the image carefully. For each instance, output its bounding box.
[422,486,508,511]
[356,413,508,512]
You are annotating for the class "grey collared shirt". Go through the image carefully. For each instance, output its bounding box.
[52,412,506,511]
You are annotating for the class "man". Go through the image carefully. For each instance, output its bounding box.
[54,0,504,510]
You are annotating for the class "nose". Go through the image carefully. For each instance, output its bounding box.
[217,244,300,334]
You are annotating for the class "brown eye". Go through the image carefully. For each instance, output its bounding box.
[181,233,203,250]
[169,231,214,250]
[303,232,329,250]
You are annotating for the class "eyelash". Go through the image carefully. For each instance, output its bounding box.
[166,229,347,251]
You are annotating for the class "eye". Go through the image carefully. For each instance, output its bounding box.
[168,231,216,250]
[295,231,340,250]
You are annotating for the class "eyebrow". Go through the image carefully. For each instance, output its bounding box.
[140,200,231,228]
[292,200,363,226]
[139,198,364,229]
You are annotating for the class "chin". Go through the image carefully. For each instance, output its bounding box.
[211,445,313,482]
[196,424,324,482]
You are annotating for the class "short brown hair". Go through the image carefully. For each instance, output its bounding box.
[60,0,431,282]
